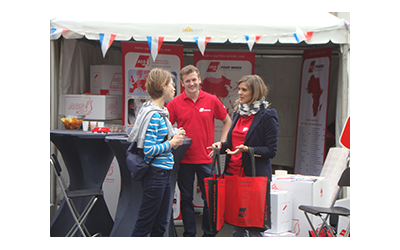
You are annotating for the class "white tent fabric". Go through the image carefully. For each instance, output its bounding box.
[51,12,349,45]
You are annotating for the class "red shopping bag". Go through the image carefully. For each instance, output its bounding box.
[204,148,225,234]
[225,147,271,231]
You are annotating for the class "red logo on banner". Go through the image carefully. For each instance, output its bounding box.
[135,55,150,68]
[207,62,220,72]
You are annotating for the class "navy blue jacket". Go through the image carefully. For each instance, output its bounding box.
[221,105,279,178]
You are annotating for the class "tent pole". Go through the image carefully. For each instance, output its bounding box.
[50,39,61,220]
[335,44,350,148]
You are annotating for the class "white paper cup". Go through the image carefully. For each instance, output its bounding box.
[82,121,89,131]
[90,121,97,130]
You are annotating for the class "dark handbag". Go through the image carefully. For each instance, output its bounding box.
[204,148,226,234]
[126,136,167,182]
[224,147,271,232]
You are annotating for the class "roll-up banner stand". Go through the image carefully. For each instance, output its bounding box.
[294,47,333,176]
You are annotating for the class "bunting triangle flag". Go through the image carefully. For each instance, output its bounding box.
[147,36,165,62]
[194,36,212,56]
[294,27,313,43]
[244,35,262,51]
[342,19,350,30]
[99,33,117,58]
[50,28,65,39]
[50,28,65,35]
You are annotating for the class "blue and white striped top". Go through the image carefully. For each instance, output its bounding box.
[143,113,174,170]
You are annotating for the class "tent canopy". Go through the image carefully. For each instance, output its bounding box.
[51,12,349,46]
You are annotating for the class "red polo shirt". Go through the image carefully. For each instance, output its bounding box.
[167,89,228,164]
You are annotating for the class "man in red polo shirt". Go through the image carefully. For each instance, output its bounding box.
[167,65,232,237]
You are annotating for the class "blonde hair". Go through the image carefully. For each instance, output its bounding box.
[145,68,174,99]
[234,75,269,111]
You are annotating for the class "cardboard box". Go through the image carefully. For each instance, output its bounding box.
[271,175,330,237]
[63,94,122,120]
[269,190,292,233]
[90,65,122,95]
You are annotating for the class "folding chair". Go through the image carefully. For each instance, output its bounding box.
[50,154,103,237]
[298,167,350,237]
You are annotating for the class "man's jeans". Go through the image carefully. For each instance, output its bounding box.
[178,163,215,237]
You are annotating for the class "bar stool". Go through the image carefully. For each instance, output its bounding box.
[50,154,103,237]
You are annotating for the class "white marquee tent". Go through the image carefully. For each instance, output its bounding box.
[50,11,350,169]
[50,12,348,44]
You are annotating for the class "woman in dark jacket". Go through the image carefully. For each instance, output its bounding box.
[209,75,279,237]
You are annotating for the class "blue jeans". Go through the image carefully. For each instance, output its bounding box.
[131,166,171,237]
[178,163,215,237]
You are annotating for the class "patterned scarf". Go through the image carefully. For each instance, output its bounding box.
[238,97,269,116]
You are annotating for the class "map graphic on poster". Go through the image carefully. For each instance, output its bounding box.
[122,42,183,127]
[194,52,255,119]
[202,76,232,98]
[294,48,332,176]
[128,69,150,95]
[307,74,323,117]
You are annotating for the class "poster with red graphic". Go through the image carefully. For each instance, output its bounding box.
[294,47,333,175]
[194,51,255,142]
[121,42,183,127]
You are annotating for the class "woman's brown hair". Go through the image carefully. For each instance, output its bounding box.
[145,68,174,99]
[234,75,269,111]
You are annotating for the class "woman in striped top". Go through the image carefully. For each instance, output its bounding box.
[130,68,185,237]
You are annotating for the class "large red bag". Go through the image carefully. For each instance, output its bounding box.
[204,148,225,234]
[225,147,271,232]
